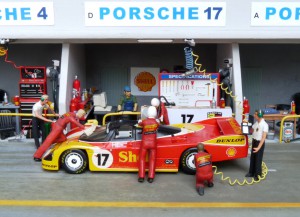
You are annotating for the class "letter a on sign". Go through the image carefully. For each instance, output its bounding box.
[254,13,259,18]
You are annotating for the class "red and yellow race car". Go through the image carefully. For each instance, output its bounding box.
[41,117,248,175]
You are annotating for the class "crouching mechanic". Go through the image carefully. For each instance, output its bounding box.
[194,143,214,196]
[33,109,86,161]
[138,106,160,183]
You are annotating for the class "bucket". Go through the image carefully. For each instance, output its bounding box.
[282,122,293,141]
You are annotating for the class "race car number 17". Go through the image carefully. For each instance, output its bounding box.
[92,149,113,168]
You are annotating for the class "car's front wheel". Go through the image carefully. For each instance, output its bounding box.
[61,149,88,174]
[180,148,197,175]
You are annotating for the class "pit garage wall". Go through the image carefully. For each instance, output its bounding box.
[217,44,243,123]
[0,44,62,102]
[59,44,86,114]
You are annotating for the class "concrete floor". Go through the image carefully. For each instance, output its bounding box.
[0,138,300,217]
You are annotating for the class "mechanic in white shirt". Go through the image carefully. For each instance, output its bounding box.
[245,109,269,181]
[32,94,58,149]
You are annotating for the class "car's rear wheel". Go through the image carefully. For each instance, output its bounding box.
[61,149,87,174]
[180,148,197,175]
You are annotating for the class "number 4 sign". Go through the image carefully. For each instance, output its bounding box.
[0,2,54,25]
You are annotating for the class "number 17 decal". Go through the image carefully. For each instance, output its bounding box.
[92,149,113,168]
[181,114,194,123]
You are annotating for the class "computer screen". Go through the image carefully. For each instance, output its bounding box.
[93,92,107,108]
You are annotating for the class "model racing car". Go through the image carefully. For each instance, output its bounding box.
[41,117,248,175]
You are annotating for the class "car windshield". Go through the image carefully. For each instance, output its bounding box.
[79,120,182,142]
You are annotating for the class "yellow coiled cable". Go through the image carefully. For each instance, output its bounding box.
[192,51,243,112]
[192,51,268,185]
[212,161,268,186]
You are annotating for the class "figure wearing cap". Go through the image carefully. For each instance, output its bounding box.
[117,86,138,112]
[194,143,214,196]
[32,94,59,149]
[245,109,268,181]
[33,109,86,162]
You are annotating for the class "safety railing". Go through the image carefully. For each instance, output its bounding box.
[102,111,141,126]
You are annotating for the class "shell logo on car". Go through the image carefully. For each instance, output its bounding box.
[226,147,237,157]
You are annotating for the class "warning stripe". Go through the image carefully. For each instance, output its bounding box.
[0,200,300,208]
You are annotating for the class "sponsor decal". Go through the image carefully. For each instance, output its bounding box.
[42,164,57,168]
[226,147,237,157]
[165,159,174,164]
[228,118,243,134]
[119,151,148,163]
[207,112,222,118]
[205,136,246,146]
[196,155,211,167]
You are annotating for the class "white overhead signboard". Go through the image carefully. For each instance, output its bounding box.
[251,2,300,26]
[0,2,54,25]
[85,1,226,26]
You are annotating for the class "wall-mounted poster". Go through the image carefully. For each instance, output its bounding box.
[130,67,160,96]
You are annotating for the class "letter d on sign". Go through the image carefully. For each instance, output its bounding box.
[88,13,93,18]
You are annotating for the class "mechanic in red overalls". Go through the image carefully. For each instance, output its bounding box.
[138,106,160,183]
[33,109,86,161]
[151,98,170,125]
[194,143,214,195]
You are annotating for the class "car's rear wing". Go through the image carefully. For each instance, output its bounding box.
[217,118,243,135]
[195,117,243,135]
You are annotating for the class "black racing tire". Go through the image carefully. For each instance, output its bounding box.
[180,148,197,175]
[61,149,88,174]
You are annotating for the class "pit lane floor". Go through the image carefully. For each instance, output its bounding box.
[0,139,299,217]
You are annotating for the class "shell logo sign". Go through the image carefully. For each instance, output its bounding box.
[134,71,156,92]
[226,147,237,157]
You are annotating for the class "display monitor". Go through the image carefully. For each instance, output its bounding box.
[93,92,107,108]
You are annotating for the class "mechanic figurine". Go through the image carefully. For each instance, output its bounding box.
[117,86,138,112]
[151,98,170,125]
[32,94,59,149]
[245,109,268,181]
[33,109,86,161]
[138,106,160,183]
[194,143,214,196]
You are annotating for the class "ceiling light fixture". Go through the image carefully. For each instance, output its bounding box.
[137,39,173,43]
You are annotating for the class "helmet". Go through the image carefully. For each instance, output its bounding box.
[147,106,157,118]
[124,86,131,92]
[151,98,160,107]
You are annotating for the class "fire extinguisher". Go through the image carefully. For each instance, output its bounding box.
[243,97,250,122]
[69,93,79,129]
[73,75,81,101]
[220,98,225,108]
[291,101,296,114]
[70,90,79,112]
